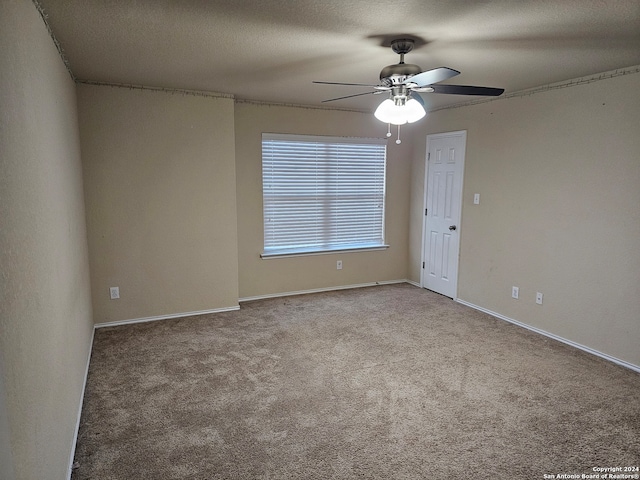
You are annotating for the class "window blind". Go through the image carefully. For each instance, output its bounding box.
[262,134,387,257]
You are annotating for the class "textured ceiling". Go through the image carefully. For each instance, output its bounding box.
[36,0,640,112]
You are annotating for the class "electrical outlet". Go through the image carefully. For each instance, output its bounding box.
[536,292,543,305]
[336,260,343,270]
[474,193,480,205]
[109,287,120,299]
[512,286,519,299]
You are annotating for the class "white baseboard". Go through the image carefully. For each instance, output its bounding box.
[239,279,411,303]
[94,305,240,329]
[456,299,640,374]
[67,325,94,480]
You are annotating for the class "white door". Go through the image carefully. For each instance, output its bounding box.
[421,131,466,298]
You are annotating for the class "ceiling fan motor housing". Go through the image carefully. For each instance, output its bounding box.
[380,38,422,85]
[380,63,422,85]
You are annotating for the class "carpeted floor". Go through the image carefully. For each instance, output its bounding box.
[72,284,640,479]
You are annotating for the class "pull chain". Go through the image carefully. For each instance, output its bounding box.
[384,124,402,145]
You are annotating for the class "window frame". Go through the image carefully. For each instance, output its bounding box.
[261,133,389,259]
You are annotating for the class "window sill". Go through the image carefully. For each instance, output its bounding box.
[261,245,389,259]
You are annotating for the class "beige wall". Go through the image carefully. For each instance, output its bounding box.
[0,1,94,479]
[235,103,416,298]
[409,71,640,367]
[0,355,12,480]
[78,85,239,323]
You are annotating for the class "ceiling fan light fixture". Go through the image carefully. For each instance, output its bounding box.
[315,37,501,143]
[374,96,426,125]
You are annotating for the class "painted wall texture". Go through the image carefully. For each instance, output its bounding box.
[0,1,94,478]
[78,85,239,324]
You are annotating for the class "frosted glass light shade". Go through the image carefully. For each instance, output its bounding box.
[374,97,426,125]
[405,98,427,123]
[374,99,406,125]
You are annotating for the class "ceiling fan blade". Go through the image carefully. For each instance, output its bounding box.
[430,84,505,96]
[321,91,379,103]
[403,67,460,87]
[313,81,381,87]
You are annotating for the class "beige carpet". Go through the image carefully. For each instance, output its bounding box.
[72,284,640,479]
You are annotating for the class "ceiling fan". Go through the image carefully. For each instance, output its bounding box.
[314,38,504,128]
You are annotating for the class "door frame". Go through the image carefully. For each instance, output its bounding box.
[420,130,467,299]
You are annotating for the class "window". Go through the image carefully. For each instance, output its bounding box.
[261,133,388,258]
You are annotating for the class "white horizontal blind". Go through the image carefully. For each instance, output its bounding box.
[262,134,387,256]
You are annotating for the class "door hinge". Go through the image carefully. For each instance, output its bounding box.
[427,152,431,161]
[425,208,428,216]
[422,262,425,269]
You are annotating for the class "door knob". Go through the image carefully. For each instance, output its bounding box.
[449,225,457,231]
